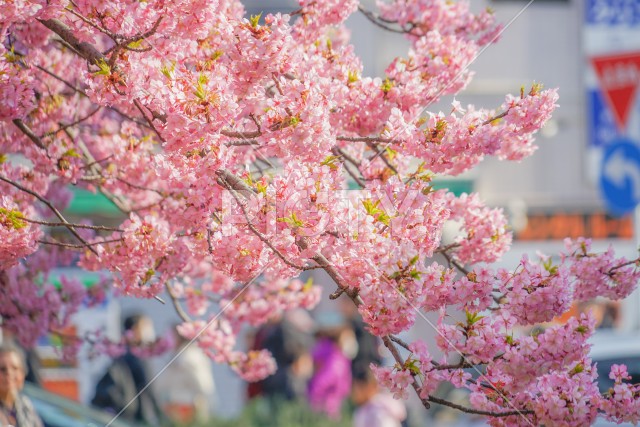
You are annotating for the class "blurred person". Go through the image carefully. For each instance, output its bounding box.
[307,311,353,419]
[0,328,42,386]
[92,314,165,426]
[0,344,43,427]
[252,310,315,401]
[155,325,217,424]
[579,299,621,329]
[351,365,406,427]
[338,297,383,373]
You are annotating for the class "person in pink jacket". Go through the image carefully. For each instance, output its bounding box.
[352,365,406,427]
[307,330,352,418]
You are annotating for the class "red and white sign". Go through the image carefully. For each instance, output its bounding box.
[591,52,640,132]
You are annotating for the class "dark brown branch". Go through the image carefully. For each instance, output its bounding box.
[116,177,164,196]
[63,7,116,39]
[220,130,261,139]
[133,99,165,142]
[608,258,640,273]
[389,335,411,351]
[329,288,345,300]
[219,176,320,272]
[381,336,431,409]
[441,249,470,276]
[226,140,259,147]
[481,110,509,126]
[357,5,413,34]
[34,64,150,129]
[427,395,533,418]
[38,237,124,248]
[39,19,106,64]
[336,135,392,143]
[12,119,47,150]
[34,64,84,94]
[21,217,123,232]
[41,107,101,138]
[332,146,362,166]
[0,175,99,254]
[343,164,367,188]
[165,283,192,322]
[366,141,399,175]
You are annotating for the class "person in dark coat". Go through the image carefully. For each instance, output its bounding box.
[92,315,165,426]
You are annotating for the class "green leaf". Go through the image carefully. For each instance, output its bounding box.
[409,269,422,279]
[277,212,305,228]
[575,325,589,335]
[0,208,27,229]
[62,148,81,158]
[381,77,393,93]
[320,155,340,170]
[404,358,421,376]
[385,147,397,161]
[127,39,145,49]
[569,363,584,375]
[303,277,314,292]
[193,74,210,100]
[94,59,111,76]
[362,199,381,216]
[141,268,155,285]
[529,82,544,97]
[465,310,484,326]
[250,12,262,28]
[211,50,223,61]
[160,62,175,79]
[255,181,268,195]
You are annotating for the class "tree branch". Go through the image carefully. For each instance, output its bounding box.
[427,395,533,418]
[12,119,47,151]
[21,218,122,232]
[165,282,192,322]
[0,175,99,254]
[39,19,106,64]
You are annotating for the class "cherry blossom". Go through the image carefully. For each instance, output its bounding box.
[1,1,639,424]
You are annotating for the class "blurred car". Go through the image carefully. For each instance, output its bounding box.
[23,383,144,427]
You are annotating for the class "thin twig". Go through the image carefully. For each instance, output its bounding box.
[165,283,192,322]
[336,135,392,143]
[366,141,399,175]
[21,217,123,232]
[38,237,124,248]
[41,107,101,138]
[220,130,261,139]
[220,177,320,272]
[12,119,47,151]
[133,98,165,142]
[427,395,533,418]
[0,175,99,254]
[357,5,415,34]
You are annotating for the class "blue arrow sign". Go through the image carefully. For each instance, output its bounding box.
[600,138,640,215]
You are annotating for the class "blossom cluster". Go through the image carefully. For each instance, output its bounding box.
[1,1,639,424]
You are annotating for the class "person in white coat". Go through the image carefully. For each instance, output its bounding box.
[352,365,406,427]
[155,326,217,424]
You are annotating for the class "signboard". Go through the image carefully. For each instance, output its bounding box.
[600,138,640,214]
[584,0,640,215]
[515,210,633,241]
[591,52,640,132]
